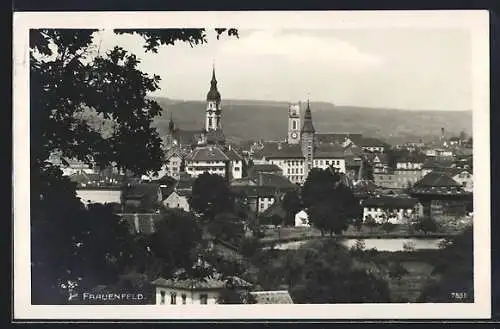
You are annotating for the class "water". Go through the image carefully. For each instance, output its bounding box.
[272,238,445,252]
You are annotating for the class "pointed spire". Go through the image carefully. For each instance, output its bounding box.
[168,111,175,132]
[301,98,315,133]
[207,63,221,102]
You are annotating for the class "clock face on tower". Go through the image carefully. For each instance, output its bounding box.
[291,132,298,138]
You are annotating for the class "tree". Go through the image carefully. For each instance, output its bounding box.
[414,216,439,235]
[278,240,391,303]
[353,217,364,232]
[388,262,409,281]
[381,221,397,234]
[364,215,378,233]
[189,172,233,220]
[282,190,302,226]
[217,287,257,304]
[30,28,238,303]
[208,212,245,246]
[240,236,261,258]
[148,209,204,279]
[301,168,357,236]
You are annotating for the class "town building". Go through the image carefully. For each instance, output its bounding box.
[435,168,473,192]
[163,190,191,212]
[409,171,473,222]
[367,153,389,174]
[151,277,252,305]
[361,196,423,224]
[230,172,298,215]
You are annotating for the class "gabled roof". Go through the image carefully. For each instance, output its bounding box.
[263,143,304,159]
[422,157,455,169]
[151,276,252,290]
[185,146,230,162]
[314,145,345,159]
[122,183,161,199]
[253,172,298,189]
[361,196,419,208]
[435,167,472,178]
[359,137,388,147]
[248,163,282,174]
[249,290,294,304]
[414,172,462,188]
[224,147,243,161]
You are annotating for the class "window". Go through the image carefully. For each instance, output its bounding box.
[200,294,208,304]
[292,121,297,130]
[326,160,330,165]
[208,117,213,127]
[235,167,240,171]
[171,292,177,305]
[160,290,166,304]
[182,294,187,304]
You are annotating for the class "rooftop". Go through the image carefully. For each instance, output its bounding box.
[151,276,252,290]
[185,146,231,162]
[361,196,420,208]
[414,172,462,188]
[249,290,294,304]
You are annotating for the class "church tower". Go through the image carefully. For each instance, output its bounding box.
[205,66,222,132]
[287,103,301,144]
[301,100,316,179]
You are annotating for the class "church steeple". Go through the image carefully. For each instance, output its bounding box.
[168,112,175,133]
[207,64,221,103]
[205,64,223,132]
[301,99,315,133]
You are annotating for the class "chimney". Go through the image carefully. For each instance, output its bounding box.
[228,144,232,151]
[258,172,263,186]
[277,142,282,150]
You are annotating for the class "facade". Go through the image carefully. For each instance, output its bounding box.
[287,103,301,144]
[230,172,298,215]
[410,172,472,221]
[368,153,389,174]
[359,137,387,153]
[164,149,184,180]
[361,197,423,223]
[184,145,243,180]
[151,277,252,305]
[163,190,191,212]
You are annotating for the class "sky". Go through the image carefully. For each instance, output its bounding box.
[94,28,472,111]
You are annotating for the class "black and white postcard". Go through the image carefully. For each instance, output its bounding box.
[13,10,491,320]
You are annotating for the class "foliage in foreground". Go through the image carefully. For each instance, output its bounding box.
[30,28,238,304]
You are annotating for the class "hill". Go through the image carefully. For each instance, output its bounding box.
[151,97,472,145]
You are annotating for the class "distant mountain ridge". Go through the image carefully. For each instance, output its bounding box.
[151,97,472,145]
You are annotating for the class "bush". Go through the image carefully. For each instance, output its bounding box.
[381,222,397,234]
[413,217,439,235]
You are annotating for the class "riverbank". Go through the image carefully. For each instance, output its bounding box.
[260,231,456,247]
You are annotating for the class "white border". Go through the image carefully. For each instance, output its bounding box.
[13,10,491,320]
